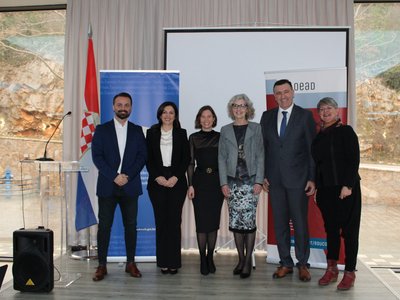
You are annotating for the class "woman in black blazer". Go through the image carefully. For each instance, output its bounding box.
[311,97,361,291]
[146,101,190,274]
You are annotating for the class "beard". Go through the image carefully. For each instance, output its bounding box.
[116,110,130,119]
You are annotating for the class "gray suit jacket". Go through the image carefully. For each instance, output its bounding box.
[260,104,316,189]
[218,121,264,186]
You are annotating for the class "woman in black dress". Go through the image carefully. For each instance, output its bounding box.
[218,94,264,279]
[311,97,361,290]
[187,106,224,276]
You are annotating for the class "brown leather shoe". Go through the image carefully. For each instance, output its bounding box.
[273,266,293,278]
[298,265,311,282]
[93,265,107,281]
[125,262,142,278]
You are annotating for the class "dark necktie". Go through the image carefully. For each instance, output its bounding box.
[280,111,288,138]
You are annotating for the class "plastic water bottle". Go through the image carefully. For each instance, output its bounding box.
[5,167,12,193]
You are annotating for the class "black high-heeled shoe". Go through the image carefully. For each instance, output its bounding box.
[233,264,243,275]
[161,268,169,274]
[207,254,216,274]
[240,262,252,278]
[201,255,209,275]
[169,268,178,275]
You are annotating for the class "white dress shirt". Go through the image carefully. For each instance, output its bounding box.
[277,103,294,136]
[160,128,173,167]
[114,118,128,174]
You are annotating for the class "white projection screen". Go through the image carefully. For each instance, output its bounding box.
[164,27,349,133]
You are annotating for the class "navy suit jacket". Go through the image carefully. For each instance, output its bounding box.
[92,119,147,198]
[260,104,316,189]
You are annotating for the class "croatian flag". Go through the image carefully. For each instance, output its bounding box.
[75,25,99,231]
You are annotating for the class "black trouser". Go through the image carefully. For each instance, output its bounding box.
[148,174,186,269]
[316,182,362,271]
[97,186,138,265]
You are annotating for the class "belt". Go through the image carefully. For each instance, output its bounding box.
[197,167,218,174]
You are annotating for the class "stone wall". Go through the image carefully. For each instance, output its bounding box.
[359,164,400,205]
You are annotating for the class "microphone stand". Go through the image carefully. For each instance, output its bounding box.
[36,111,71,161]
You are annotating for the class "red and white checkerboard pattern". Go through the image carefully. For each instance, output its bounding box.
[80,111,97,155]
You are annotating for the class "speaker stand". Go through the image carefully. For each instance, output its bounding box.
[53,254,82,288]
[54,272,82,288]
[70,246,98,260]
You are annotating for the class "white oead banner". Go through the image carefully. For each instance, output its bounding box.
[264,68,347,269]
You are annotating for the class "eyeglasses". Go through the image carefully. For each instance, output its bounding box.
[232,104,247,109]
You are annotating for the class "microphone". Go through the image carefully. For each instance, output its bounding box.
[36,111,72,161]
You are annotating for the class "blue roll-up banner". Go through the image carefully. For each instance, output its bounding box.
[99,70,180,262]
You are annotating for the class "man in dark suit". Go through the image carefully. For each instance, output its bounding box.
[260,79,316,282]
[91,92,147,281]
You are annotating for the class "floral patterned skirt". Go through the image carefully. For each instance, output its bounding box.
[227,175,259,233]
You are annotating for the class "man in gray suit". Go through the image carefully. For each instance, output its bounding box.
[260,79,316,282]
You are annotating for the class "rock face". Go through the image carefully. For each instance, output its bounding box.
[0,60,64,139]
[356,76,400,165]
[0,54,64,181]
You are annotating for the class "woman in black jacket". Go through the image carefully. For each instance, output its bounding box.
[311,97,361,291]
[146,101,190,275]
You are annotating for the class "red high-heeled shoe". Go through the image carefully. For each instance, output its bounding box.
[337,271,356,290]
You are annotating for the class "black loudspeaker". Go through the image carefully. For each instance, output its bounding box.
[13,227,54,293]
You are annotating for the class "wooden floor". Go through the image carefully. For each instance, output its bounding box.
[2,202,400,299]
[0,250,399,300]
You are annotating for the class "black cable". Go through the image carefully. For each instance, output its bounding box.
[53,265,61,281]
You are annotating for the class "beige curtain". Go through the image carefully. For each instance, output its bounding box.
[64,0,355,249]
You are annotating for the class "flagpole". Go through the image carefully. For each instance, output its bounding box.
[71,23,98,261]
